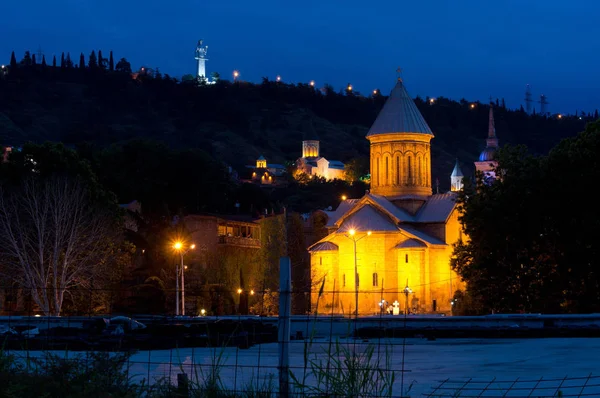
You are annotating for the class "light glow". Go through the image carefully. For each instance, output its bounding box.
[349,229,356,236]
[173,242,182,250]
[200,309,206,315]
[470,103,475,109]
[191,244,196,249]
[250,289,255,295]
[341,195,347,201]
[309,80,315,86]
[367,231,372,236]
[276,75,281,81]
[237,288,242,294]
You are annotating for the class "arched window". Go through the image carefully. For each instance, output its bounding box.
[396,156,400,185]
[376,157,380,186]
[417,156,422,186]
[407,156,412,185]
[385,157,389,185]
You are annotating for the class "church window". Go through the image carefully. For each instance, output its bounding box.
[405,254,409,263]
[343,274,346,287]
[372,273,378,287]
[376,157,380,186]
[396,156,400,185]
[407,157,412,184]
[417,157,422,185]
[385,157,389,185]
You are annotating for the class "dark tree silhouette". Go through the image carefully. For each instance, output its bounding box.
[31,54,37,65]
[60,52,65,68]
[88,50,97,68]
[41,55,47,67]
[98,50,106,69]
[115,57,131,74]
[109,51,114,71]
[10,51,17,68]
[52,55,56,67]
[65,53,73,68]
[79,53,85,69]
[21,51,32,66]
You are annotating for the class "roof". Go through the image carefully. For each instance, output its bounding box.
[395,238,427,249]
[478,147,497,162]
[308,241,339,252]
[415,193,458,223]
[399,224,446,246]
[367,193,415,222]
[451,159,463,177]
[367,79,433,137]
[267,163,285,169]
[257,155,266,161]
[325,199,359,227]
[337,205,399,233]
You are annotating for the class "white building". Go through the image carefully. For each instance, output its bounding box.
[296,140,345,181]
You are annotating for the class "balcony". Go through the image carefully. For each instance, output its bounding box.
[218,235,261,248]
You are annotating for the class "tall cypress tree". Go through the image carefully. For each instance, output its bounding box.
[10,51,17,68]
[109,51,114,71]
[88,50,97,68]
[32,54,37,65]
[41,55,47,67]
[21,51,32,66]
[52,55,57,67]
[60,52,65,68]
[79,53,85,68]
[65,53,73,68]
[98,50,106,69]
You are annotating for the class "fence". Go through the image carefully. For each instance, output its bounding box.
[2,261,600,397]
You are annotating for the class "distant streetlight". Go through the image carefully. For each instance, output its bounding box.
[558,114,563,119]
[173,241,196,316]
[347,83,353,92]
[309,80,315,87]
[344,229,372,318]
[373,89,378,95]
[237,288,243,294]
[341,195,347,201]
[470,103,476,109]
[429,98,435,105]
[233,70,239,82]
[276,75,281,82]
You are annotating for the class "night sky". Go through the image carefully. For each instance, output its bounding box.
[2,0,599,114]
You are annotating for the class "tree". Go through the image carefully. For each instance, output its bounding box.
[41,55,47,67]
[344,156,369,182]
[88,50,98,68]
[60,52,65,68]
[52,55,56,67]
[98,50,106,69]
[115,57,131,74]
[65,52,73,68]
[31,54,37,65]
[0,177,120,316]
[10,51,17,68]
[20,51,32,66]
[109,51,114,71]
[79,53,85,69]
[210,71,220,82]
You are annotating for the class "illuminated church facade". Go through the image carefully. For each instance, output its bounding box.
[308,77,475,315]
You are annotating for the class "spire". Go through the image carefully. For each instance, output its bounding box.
[451,158,463,177]
[486,103,498,148]
[450,159,464,192]
[366,79,433,137]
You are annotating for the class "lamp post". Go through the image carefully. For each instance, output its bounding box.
[173,242,195,316]
[402,281,413,315]
[344,229,372,318]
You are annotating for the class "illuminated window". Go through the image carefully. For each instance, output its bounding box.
[396,156,400,185]
[343,274,346,287]
[407,157,412,184]
[405,254,409,263]
[372,273,378,287]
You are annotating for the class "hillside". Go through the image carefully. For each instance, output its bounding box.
[0,59,592,191]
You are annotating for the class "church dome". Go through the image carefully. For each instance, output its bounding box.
[478,146,497,162]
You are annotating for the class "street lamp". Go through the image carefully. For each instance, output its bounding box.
[173,241,195,316]
[233,70,239,82]
[344,228,372,318]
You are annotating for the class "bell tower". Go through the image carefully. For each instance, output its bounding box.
[366,77,434,199]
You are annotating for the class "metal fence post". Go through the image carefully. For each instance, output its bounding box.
[278,256,291,397]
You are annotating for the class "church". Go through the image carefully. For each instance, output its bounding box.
[308,77,499,316]
[296,140,346,181]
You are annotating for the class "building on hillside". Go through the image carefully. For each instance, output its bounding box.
[245,155,287,185]
[308,77,466,316]
[474,104,499,182]
[450,159,464,192]
[296,140,346,181]
[119,200,141,232]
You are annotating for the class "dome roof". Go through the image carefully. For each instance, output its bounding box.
[367,79,433,137]
[478,147,497,162]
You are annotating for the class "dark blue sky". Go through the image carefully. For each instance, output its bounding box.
[2,0,599,114]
